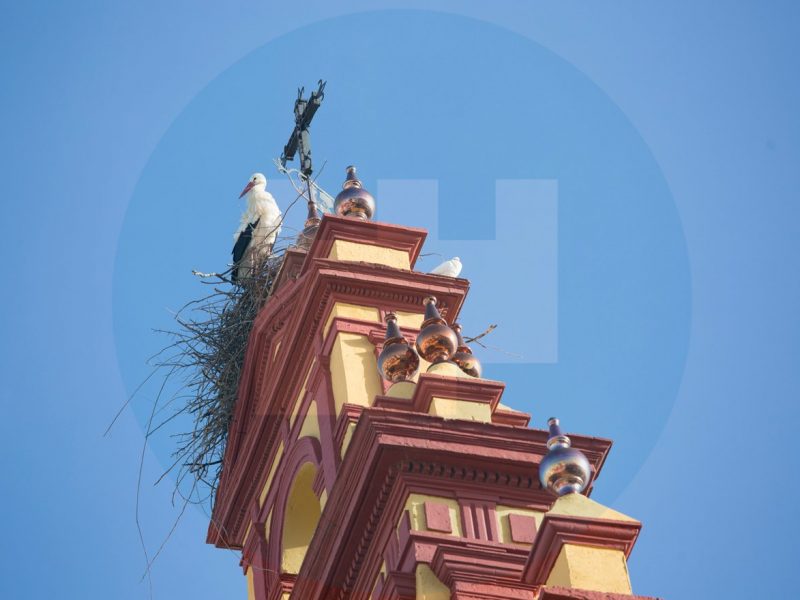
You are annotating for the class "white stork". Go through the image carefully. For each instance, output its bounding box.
[231,173,282,283]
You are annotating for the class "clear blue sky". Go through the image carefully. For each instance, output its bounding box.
[1,2,798,599]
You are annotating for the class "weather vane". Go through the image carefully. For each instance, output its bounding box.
[280,79,326,179]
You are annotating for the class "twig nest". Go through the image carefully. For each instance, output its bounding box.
[539,417,592,496]
[377,313,420,383]
[334,165,375,220]
[450,323,483,378]
[415,297,458,364]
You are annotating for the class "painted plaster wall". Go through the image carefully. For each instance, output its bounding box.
[546,544,632,594]
[327,239,410,270]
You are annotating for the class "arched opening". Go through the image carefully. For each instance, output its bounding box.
[281,462,322,574]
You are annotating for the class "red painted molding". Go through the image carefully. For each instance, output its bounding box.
[302,214,428,274]
[389,524,537,599]
[508,513,538,544]
[424,501,453,534]
[493,406,532,427]
[522,513,642,586]
[536,587,662,600]
[377,571,416,600]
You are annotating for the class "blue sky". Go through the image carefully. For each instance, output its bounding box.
[1,2,799,599]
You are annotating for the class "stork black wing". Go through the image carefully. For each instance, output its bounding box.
[231,219,260,283]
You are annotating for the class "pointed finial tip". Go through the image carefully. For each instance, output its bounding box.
[384,312,397,323]
[450,322,483,378]
[548,417,559,426]
[424,296,437,306]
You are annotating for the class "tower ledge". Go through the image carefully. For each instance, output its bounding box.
[303,214,428,274]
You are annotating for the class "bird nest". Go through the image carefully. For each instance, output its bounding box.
[149,251,285,507]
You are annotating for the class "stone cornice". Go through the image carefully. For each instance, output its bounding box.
[537,587,661,600]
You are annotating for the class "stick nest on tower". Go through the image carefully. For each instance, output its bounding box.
[150,250,284,507]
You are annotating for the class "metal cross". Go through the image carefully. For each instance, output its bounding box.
[280,80,326,178]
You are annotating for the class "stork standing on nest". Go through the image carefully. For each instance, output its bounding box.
[232,173,282,284]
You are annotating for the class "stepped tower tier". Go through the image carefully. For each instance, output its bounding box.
[208,198,661,600]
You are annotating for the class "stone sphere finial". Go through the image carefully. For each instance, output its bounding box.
[334,165,375,220]
[377,312,420,383]
[538,417,592,496]
[450,323,483,378]
[415,297,458,365]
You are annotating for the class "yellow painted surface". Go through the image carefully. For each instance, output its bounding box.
[319,489,328,511]
[329,332,382,415]
[289,364,314,427]
[394,311,424,329]
[429,396,492,423]
[298,399,321,441]
[323,302,381,339]
[495,505,544,545]
[415,564,450,600]
[386,381,416,399]
[246,566,256,600]
[281,463,322,574]
[548,492,637,523]
[427,361,469,378]
[340,421,357,458]
[273,340,281,359]
[258,441,284,507]
[403,493,462,537]
[414,357,432,382]
[328,239,410,270]
[545,544,632,594]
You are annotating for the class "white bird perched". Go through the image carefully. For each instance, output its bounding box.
[231,173,282,284]
[429,256,462,278]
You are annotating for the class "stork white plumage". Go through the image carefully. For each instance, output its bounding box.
[429,256,462,278]
[231,173,282,283]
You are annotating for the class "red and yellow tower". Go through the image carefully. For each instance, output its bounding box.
[208,167,661,600]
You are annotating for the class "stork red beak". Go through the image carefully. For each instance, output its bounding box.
[239,181,255,198]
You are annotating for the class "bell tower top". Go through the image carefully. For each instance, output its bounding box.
[208,167,660,600]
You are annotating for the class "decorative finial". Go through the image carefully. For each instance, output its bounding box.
[450,323,483,378]
[295,197,322,250]
[415,297,458,365]
[377,313,420,382]
[538,417,592,496]
[334,165,375,220]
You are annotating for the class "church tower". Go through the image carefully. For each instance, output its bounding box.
[207,166,661,600]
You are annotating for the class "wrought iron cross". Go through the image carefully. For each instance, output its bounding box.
[280,80,326,178]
